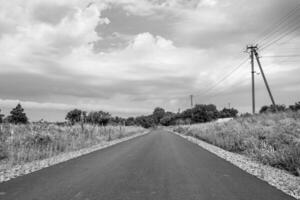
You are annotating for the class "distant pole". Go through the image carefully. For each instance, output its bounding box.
[247,45,257,114]
[190,95,194,124]
[190,95,194,108]
[253,49,277,109]
[228,103,231,109]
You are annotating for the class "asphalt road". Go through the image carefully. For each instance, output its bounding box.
[0,130,295,200]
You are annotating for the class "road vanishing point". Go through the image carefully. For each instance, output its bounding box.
[0,130,296,200]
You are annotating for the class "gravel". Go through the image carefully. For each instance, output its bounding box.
[0,131,149,183]
[172,131,300,200]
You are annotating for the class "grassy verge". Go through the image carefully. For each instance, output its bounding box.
[173,111,300,176]
[0,123,144,170]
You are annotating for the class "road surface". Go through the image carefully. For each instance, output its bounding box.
[0,130,295,200]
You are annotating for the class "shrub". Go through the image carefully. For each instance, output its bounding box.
[7,104,28,124]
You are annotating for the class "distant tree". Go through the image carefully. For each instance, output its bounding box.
[240,112,252,118]
[289,101,300,111]
[0,109,4,123]
[65,109,83,125]
[219,108,239,118]
[7,104,28,124]
[259,104,286,113]
[191,104,219,123]
[135,115,155,128]
[109,116,125,125]
[180,108,193,120]
[86,111,111,126]
[152,107,165,124]
[125,117,136,126]
[160,112,176,126]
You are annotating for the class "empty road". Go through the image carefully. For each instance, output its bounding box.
[0,130,295,200]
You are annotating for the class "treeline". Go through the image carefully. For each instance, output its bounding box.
[0,104,28,124]
[259,102,300,113]
[1,101,299,127]
[64,104,239,128]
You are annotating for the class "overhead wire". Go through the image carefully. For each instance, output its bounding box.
[195,56,249,98]
[256,4,300,45]
[157,3,300,107]
[260,25,300,51]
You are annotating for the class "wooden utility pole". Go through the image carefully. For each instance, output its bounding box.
[247,45,276,113]
[247,45,257,114]
[190,95,194,108]
[253,49,277,108]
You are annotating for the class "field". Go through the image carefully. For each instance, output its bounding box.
[0,123,144,170]
[173,111,300,176]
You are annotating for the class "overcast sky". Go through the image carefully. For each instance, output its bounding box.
[0,0,300,121]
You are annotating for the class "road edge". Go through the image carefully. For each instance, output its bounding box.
[0,131,150,183]
[171,131,300,200]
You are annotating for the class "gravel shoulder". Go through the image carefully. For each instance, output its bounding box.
[0,131,149,183]
[172,131,300,200]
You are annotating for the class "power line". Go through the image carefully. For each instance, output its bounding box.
[256,4,300,45]
[198,57,249,97]
[260,25,300,51]
[261,23,300,50]
[261,54,300,58]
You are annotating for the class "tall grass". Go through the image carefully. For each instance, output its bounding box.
[174,111,300,176]
[0,123,144,169]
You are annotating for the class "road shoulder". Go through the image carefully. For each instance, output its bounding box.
[171,131,300,200]
[0,131,149,183]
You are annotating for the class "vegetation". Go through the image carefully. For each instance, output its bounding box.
[0,123,144,168]
[65,109,84,125]
[5,104,28,124]
[173,111,300,176]
[1,101,300,175]
[0,109,4,124]
[259,102,300,114]
[126,105,238,128]
[86,111,111,126]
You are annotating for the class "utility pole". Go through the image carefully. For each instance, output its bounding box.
[247,45,276,113]
[190,95,194,124]
[190,95,194,108]
[253,49,277,109]
[247,45,257,114]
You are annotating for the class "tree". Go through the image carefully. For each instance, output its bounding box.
[160,112,176,126]
[180,108,192,121]
[219,108,238,118]
[191,104,219,123]
[109,116,126,125]
[0,109,4,123]
[86,111,111,126]
[125,117,136,126]
[289,101,300,111]
[7,104,28,124]
[152,107,165,124]
[259,104,286,113]
[65,109,83,125]
[135,116,155,128]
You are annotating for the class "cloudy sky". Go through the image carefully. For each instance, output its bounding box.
[0,0,300,121]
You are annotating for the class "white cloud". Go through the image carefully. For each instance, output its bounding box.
[1,0,300,120]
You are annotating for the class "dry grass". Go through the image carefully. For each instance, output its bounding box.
[173,111,300,176]
[0,123,144,169]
